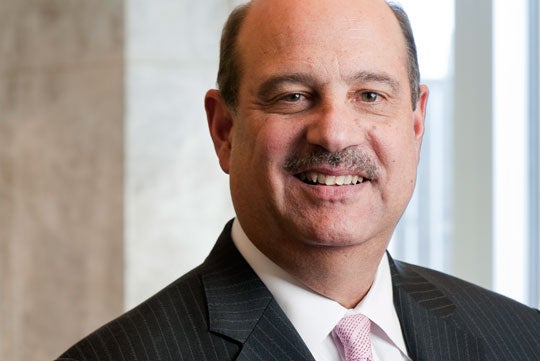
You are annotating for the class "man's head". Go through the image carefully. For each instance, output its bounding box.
[205,0,429,263]
[217,1,421,111]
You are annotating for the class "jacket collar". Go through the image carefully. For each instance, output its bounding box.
[202,223,485,361]
[202,220,315,361]
[390,255,485,361]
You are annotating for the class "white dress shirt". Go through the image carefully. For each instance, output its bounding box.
[231,219,411,361]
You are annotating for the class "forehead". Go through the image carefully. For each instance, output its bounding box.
[236,0,407,86]
[237,0,406,75]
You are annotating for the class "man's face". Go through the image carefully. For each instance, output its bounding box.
[208,0,428,253]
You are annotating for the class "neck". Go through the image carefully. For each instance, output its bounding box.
[256,236,387,309]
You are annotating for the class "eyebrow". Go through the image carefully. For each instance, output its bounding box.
[256,70,401,98]
[346,71,401,93]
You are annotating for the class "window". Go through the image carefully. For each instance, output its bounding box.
[527,0,540,308]
[393,0,539,307]
[493,0,540,306]
[390,0,455,274]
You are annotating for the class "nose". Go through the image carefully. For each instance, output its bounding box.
[305,101,361,153]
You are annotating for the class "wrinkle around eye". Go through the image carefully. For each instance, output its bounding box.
[349,90,386,104]
[259,92,315,114]
[347,90,397,118]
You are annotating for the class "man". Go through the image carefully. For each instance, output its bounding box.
[57,0,540,360]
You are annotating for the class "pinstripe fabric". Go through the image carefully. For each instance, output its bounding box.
[391,258,540,361]
[56,221,314,361]
[56,221,540,360]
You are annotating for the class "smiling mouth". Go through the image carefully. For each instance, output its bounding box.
[297,171,366,186]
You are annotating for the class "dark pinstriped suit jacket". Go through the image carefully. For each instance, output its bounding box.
[57,221,540,361]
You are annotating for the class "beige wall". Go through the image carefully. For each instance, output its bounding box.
[0,1,124,360]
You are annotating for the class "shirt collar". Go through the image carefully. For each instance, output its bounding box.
[351,251,410,357]
[231,219,409,358]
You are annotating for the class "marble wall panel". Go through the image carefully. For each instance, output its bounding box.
[0,1,124,360]
[0,0,123,69]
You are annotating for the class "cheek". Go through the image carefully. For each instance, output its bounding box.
[253,120,301,164]
[371,123,419,178]
[230,118,297,181]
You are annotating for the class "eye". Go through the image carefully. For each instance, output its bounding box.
[262,91,314,114]
[281,93,304,102]
[360,91,380,103]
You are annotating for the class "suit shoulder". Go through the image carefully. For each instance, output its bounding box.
[56,264,236,361]
[399,261,538,310]
[395,260,540,332]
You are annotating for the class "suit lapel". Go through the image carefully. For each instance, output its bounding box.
[234,298,317,361]
[202,221,315,361]
[203,223,486,361]
[390,256,485,361]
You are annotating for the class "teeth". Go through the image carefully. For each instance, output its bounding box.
[303,172,365,186]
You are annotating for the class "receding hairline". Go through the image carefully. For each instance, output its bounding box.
[218,0,419,109]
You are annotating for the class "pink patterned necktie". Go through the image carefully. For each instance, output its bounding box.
[333,313,373,361]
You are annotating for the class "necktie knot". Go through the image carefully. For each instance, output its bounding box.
[333,313,373,361]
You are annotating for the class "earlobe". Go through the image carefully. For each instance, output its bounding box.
[205,89,234,174]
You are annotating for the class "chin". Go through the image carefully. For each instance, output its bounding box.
[295,221,375,248]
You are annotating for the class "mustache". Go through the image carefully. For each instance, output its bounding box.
[283,147,380,180]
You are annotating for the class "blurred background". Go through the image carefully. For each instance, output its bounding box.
[1,0,539,359]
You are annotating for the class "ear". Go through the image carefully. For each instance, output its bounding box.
[412,84,429,156]
[205,89,234,174]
